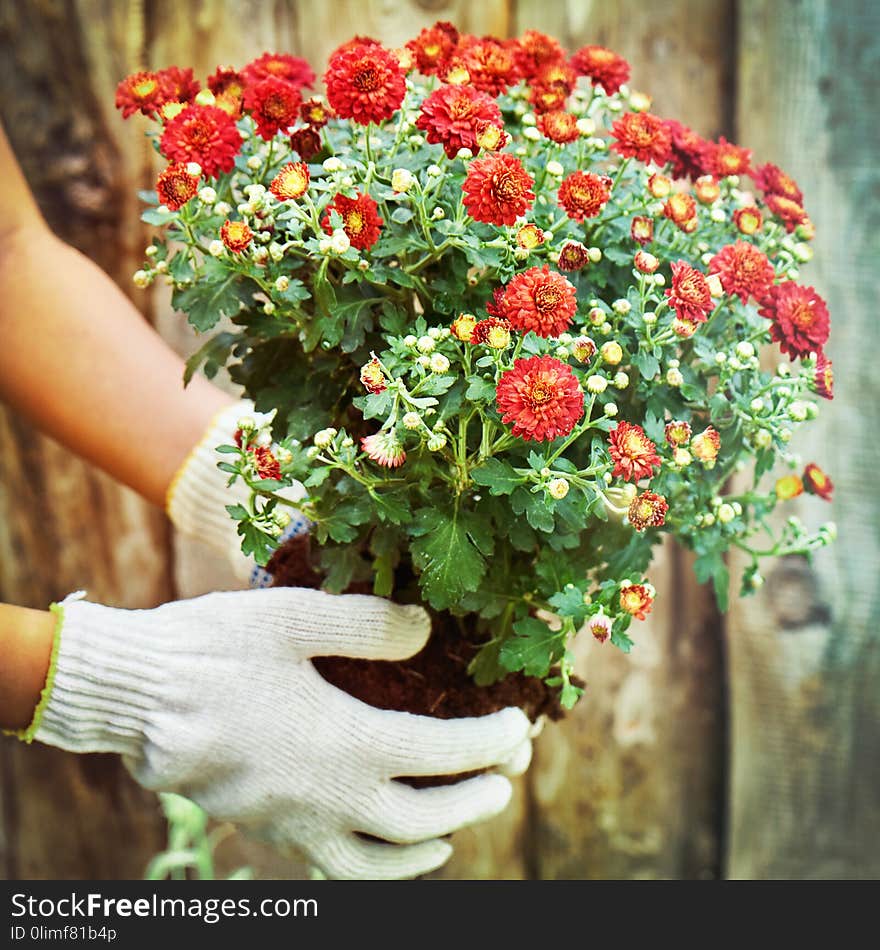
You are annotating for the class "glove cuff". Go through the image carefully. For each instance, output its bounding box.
[166,398,272,554]
[33,594,164,757]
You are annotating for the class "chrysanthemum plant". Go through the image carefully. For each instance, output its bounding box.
[122,27,836,709]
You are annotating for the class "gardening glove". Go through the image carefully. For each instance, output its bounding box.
[27,588,534,879]
[167,399,308,586]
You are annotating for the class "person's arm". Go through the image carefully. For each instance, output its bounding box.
[0,604,55,730]
[0,124,231,507]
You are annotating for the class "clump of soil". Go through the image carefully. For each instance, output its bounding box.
[266,533,569,722]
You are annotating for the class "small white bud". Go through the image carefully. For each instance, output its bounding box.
[548,478,570,500]
[735,341,755,359]
[431,206,445,220]
[604,402,618,417]
[214,201,231,216]
[263,301,276,315]
[145,245,158,257]
[789,401,808,421]
[314,427,338,449]
[323,157,344,173]
[246,155,263,170]
[186,162,202,177]
[427,164,442,177]
[754,429,773,449]
[330,229,351,254]
[613,371,630,389]
[710,208,726,223]
[588,247,603,263]
[132,269,151,288]
[403,335,418,347]
[430,353,450,373]
[643,311,658,325]
[417,355,431,367]
[576,117,595,136]
[391,168,415,192]
[653,273,666,287]
[456,147,473,159]
[612,298,631,315]
[427,433,447,451]
[403,412,421,430]
[718,503,736,524]
[546,159,565,177]
[666,368,684,387]
[750,398,765,413]
[417,335,435,354]
[586,374,608,394]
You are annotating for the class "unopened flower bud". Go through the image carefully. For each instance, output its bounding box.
[588,307,605,326]
[571,337,597,363]
[750,397,765,413]
[427,433,447,451]
[587,247,602,263]
[246,155,263,170]
[391,168,415,192]
[198,186,217,204]
[314,427,337,449]
[403,412,421,430]
[735,341,755,359]
[275,275,290,292]
[417,335,435,354]
[613,371,630,389]
[403,334,418,347]
[330,229,351,254]
[754,429,773,449]
[600,341,623,365]
[789,401,808,421]
[634,250,659,273]
[673,447,692,467]
[604,402,618,417]
[323,157,344,173]
[666,368,684,387]
[427,164,442,177]
[718,503,736,524]
[132,269,152,288]
[431,207,445,220]
[430,353,450,373]
[586,374,607,394]
[546,159,564,177]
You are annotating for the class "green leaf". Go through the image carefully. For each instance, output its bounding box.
[465,376,497,402]
[175,273,247,332]
[183,331,237,384]
[632,348,660,381]
[500,617,564,678]
[141,207,175,226]
[548,586,589,627]
[468,639,507,686]
[410,507,487,610]
[321,546,362,594]
[471,458,523,496]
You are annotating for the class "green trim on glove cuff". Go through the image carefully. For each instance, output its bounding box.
[9,601,65,744]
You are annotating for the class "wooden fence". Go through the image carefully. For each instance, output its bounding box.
[0,0,877,879]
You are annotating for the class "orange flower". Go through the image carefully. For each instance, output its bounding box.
[472,317,512,349]
[360,356,386,394]
[775,474,804,500]
[765,193,808,232]
[694,175,721,204]
[406,23,458,76]
[628,491,669,531]
[251,446,281,481]
[241,52,315,89]
[321,192,384,251]
[665,420,692,446]
[803,463,833,500]
[631,216,655,245]
[538,110,579,144]
[663,192,697,230]
[497,266,577,338]
[665,261,713,324]
[707,136,752,177]
[607,421,661,483]
[620,583,654,621]
[708,241,776,305]
[450,313,478,342]
[752,162,803,205]
[270,162,310,201]
[220,220,253,253]
[691,426,721,465]
[557,241,591,271]
[155,163,200,211]
[813,352,834,400]
[416,84,502,158]
[734,206,763,235]
[115,71,165,118]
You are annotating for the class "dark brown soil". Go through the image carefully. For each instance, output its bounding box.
[267,533,573,787]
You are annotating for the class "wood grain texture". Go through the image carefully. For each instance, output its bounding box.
[0,0,172,879]
[513,1,728,878]
[727,0,880,879]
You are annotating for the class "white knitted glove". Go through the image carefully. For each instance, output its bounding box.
[33,589,533,879]
[167,400,307,586]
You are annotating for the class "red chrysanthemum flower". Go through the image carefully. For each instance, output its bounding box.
[764,193,808,232]
[570,45,630,94]
[759,282,830,359]
[331,35,381,57]
[472,317,512,349]
[631,216,655,245]
[691,427,721,465]
[628,491,669,531]
[321,191,384,251]
[558,240,591,271]
[460,37,520,95]
[752,162,804,205]
[498,266,577,337]
[244,76,302,140]
[813,352,834,400]
[155,163,200,211]
[516,30,566,80]
[157,66,200,104]
[611,112,672,166]
[733,206,763,235]
[557,171,612,222]
[300,97,333,128]
[220,220,253,253]
[776,474,804,501]
[361,430,406,468]
[241,52,315,89]
[407,23,458,76]
[462,152,535,226]
[608,421,662,482]
[270,162,310,201]
[496,356,584,442]
[620,583,654,621]
[708,241,776,304]
[207,66,246,115]
[289,126,323,161]
[115,71,166,118]
[803,463,833,500]
[324,43,405,125]
[665,261,714,324]
[706,136,752,178]
[160,104,243,178]
[663,119,713,180]
[360,356,386,394]
[663,192,698,230]
[665,420,692,446]
[537,110,579,144]
[251,445,281,481]
[416,84,503,158]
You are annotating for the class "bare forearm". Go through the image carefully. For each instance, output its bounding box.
[0,604,55,730]
[0,225,231,505]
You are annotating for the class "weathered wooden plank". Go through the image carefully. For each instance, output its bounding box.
[513,0,729,879]
[727,0,880,879]
[0,0,172,878]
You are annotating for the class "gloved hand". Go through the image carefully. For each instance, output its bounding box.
[32,588,533,879]
[166,399,307,586]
